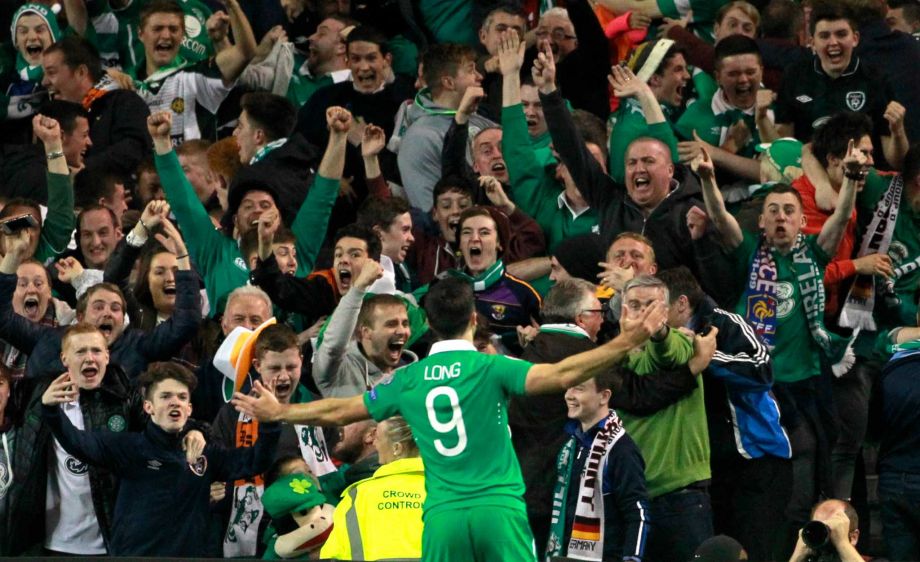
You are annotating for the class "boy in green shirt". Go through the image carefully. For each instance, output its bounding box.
[233,277,671,561]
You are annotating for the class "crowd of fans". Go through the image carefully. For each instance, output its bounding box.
[0,0,920,559]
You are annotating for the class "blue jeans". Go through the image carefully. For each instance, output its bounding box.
[879,471,920,561]
[644,485,713,562]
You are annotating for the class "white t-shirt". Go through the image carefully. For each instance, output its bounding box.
[138,62,231,144]
[44,401,106,554]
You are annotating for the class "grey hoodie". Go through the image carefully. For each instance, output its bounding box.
[393,89,496,210]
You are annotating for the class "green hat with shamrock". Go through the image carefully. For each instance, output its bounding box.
[262,474,327,519]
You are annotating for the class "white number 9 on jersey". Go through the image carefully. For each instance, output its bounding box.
[425,387,468,457]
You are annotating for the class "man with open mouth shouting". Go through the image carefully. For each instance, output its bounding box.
[5,324,145,556]
[770,1,908,170]
[211,324,336,557]
[0,220,201,382]
[39,360,279,556]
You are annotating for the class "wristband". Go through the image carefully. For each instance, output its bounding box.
[139,218,150,232]
[46,150,64,160]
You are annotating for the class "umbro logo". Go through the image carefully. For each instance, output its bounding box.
[147,460,162,470]
[796,95,813,104]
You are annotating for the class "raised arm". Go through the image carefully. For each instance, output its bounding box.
[881,101,908,171]
[32,114,75,262]
[817,140,862,257]
[210,0,257,86]
[524,302,667,394]
[693,146,743,249]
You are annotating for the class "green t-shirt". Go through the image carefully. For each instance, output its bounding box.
[112,0,214,74]
[731,231,830,383]
[363,339,531,516]
[286,52,333,109]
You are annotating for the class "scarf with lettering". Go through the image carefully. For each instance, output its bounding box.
[742,234,855,376]
[839,174,902,330]
[547,410,626,561]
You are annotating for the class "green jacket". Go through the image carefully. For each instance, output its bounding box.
[502,103,599,252]
[607,98,680,184]
[619,328,710,498]
[155,151,338,315]
[35,171,75,264]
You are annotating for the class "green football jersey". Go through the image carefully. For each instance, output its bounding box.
[363,339,532,516]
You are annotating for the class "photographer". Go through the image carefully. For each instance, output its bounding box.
[789,499,862,562]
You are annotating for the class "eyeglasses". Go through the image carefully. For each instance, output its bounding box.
[535,28,577,41]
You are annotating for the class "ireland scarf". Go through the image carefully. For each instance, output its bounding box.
[547,410,627,561]
[741,234,855,376]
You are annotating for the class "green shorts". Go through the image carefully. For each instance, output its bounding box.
[422,505,537,562]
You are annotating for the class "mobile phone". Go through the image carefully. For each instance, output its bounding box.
[0,213,38,235]
[699,323,714,336]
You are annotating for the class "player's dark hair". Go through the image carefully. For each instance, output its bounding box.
[334,224,382,261]
[138,361,198,400]
[240,92,297,142]
[44,36,104,83]
[812,111,873,168]
[424,277,475,339]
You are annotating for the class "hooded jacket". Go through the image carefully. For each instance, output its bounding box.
[541,88,736,306]
[313,285,418,398]
[4,365,144,555]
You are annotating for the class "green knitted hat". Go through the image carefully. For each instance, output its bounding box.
[262,474,327,519]
[11,3,62,45]
[756,137,803,178]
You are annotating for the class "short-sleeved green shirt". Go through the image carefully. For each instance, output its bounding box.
[731,231,830,383]
[363,339,532,516]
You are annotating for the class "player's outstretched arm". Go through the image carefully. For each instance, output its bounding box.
[233,381,370,425]
[524,302,667,395]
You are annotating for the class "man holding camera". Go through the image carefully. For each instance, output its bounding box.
[789,499,862,562]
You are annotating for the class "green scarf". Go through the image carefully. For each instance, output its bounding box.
[448,259,505,292]
[784,235,856,374]
[136,55,190,92]
[250,138,288,164]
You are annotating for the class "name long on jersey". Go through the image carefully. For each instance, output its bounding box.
[138,57,230,145]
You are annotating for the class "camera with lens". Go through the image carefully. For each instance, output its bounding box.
[801,520,840,562]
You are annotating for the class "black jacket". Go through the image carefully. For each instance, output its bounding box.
[4,366,145,555]
[553,0,612,120]
[224,134,321,233]
[83,89,152,179]
[540,88,737,306]
[41,409,280,556]
[0,143,47,203]
[0,270,201,380]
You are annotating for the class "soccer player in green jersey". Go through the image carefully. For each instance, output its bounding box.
[233,276,668,561]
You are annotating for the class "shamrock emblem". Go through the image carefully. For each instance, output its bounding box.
[289,477,313,494]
